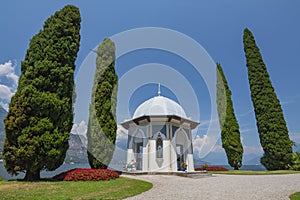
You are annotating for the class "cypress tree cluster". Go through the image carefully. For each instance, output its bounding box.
[3,5,81,180]
[243,28,293,170]
[87,38,118,169]
[217,63,243,170]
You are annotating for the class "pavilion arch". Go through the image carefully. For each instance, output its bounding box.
[122,93,199,172]
[131,129,146,170]
[153,131,167,140]
[173,128,192,168]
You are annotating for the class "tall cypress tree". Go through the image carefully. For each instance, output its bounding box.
[243,28,293,170]
[87,38,118,169]
[3,5,81,180]
[217,63,243,170]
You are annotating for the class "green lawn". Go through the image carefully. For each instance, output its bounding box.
[0,177,152,200]
[290,192,300,200]
[209,170,300,175]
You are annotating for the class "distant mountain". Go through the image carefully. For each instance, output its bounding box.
[0,107,89,163]
[194,150,264,167]
[194,151,228,166]
[0,106,7,155]
[243,154,262,165]
[0,106,7,132]
[65,133,88,163]
[293,143,300,152]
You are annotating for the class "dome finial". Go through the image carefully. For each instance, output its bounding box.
[158,83,161,96]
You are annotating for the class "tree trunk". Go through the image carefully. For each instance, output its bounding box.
[234,167,239,170]
[24,170,40,181]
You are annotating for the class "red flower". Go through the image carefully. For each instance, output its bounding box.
[195,166,228,171]
[52,168,119,181]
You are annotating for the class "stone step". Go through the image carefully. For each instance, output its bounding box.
[121,171,212,178]
[176,171,212,178]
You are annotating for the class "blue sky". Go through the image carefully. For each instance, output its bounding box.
[0,1,300,161]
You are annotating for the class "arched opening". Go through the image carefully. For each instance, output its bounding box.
[175,130,189,171]
[156,134,163,158]
[133,130,144,170]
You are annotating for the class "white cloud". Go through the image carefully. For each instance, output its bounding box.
[193,134,220,156]
[0,84,13,100]
[71,120,87,136]
[194,134,263,156]
[0,60,19,87]
[6,73,19,86]
[0,61,19,110]
[116,125,128,141]
[71,120,88,148]
[193,135,204,153]
[0,102,9,111]
[290,132,300,143]
[0,61,14,75]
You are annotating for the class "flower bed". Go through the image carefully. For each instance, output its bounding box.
[53,168,119,181]
[195,166,228,171]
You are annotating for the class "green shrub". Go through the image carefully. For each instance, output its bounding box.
[289,153,300,171]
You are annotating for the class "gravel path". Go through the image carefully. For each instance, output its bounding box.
[123,174,300,200]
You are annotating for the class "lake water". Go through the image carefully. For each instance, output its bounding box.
[0,163,90,180]
[219,165,266,171]
[0,162,265,180]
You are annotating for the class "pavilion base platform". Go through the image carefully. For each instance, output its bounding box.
[121,171,212,178]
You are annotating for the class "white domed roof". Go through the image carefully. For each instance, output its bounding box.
[133,96,187,119]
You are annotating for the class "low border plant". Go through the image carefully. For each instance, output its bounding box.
[290,192,300,200]
[53,168,119,181]
[195,166,228,171]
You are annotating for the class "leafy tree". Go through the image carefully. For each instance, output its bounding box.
[217,63,243,170]
[87,38,118,169]
[288,152,300,171]
[243,28,293,170]
[3,5,81,180]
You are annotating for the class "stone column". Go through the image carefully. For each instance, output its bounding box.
[186,153,194,172]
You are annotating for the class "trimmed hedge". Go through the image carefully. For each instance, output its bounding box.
[195,166,228,171]
[53,168,119,181]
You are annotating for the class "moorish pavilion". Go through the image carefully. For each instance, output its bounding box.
[121,85,199,172]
